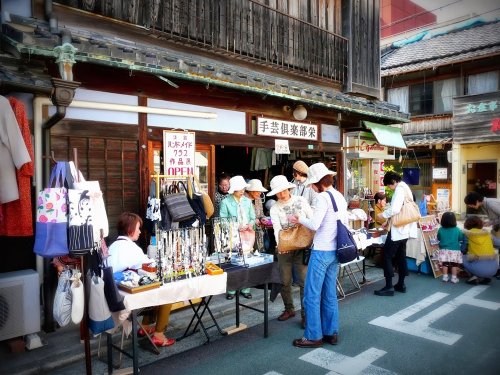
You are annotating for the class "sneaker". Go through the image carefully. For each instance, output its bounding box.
[442,275,449,283]
[451,276,459,284]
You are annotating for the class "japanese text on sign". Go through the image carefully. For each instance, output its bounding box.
[466,101,498,114]
[163,131,196,176]
[256,117,318,140]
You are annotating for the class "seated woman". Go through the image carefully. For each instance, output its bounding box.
[107,212,175,347]
[373,192,387,228]
[461,216,498,286]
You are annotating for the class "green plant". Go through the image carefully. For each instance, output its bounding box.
[382,164,403,200]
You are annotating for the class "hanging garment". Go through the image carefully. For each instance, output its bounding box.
[0,97,35,236]
[0,96,31,204]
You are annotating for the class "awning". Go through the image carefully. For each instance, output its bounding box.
[363,121,407,149]
[404,132,453,146]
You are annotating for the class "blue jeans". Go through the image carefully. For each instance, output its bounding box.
[303,249,339,341]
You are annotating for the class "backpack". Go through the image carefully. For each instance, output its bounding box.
[326,191,359,264]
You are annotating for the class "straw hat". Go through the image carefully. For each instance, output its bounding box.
[305,163,336,187]
[293,160,308,175]
[266,175,296,196]
[247,179,268,192]
[228,175,250,194]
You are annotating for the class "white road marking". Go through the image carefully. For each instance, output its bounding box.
[263,372,283,375]
[369,286,500,345]
[299,347,398,375]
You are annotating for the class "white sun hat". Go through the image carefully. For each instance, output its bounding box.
[266,175,296,196]
[228,175,250,194]
[247,179,268,192]
[305,163,336,187]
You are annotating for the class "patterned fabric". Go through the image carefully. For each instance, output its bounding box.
[214,190,228,217]
[270,195,313,247]
[437,249,463,264]
[0,97,34,236]
[68,189,94,251]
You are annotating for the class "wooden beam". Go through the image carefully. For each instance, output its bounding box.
[138,96,148,220]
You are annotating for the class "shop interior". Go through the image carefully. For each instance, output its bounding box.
[466,161,498,215]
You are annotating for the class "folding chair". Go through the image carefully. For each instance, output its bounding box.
[337,256,366,297]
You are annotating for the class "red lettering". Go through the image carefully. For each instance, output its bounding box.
[359,141,385,152]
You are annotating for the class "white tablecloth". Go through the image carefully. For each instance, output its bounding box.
[110,273,227,334]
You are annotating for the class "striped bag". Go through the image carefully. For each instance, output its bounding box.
[67,189,94,257]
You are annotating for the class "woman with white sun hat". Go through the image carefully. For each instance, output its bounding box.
[220,175,256,299]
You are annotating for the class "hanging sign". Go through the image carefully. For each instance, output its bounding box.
[256,117,318,140]
[275,139,290,154]
[163,130,196,176]
[433,168,448,179]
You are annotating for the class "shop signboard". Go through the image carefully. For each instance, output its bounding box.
[433,168,448,180]
[256,117,318,140]
[355,138,389,159]
[163,130,196,176]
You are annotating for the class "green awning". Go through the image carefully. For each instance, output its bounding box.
[363,121,407,149]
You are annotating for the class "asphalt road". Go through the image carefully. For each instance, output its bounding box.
[142,274,500,375]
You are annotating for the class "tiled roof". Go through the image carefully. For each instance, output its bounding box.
[382,21,500,76]
[0,54,52,88]
[0,13,410,123]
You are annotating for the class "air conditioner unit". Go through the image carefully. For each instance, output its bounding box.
[0,270,40,342]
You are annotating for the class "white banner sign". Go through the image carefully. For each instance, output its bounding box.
[163,130,196,176]
[257,117,318,140]
[433,168,448,179]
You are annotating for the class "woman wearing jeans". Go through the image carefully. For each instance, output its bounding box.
[289,163,347,348]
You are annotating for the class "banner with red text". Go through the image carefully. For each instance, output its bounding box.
[163,130,196,176]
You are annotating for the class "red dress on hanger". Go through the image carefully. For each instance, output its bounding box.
[0,97,34,236]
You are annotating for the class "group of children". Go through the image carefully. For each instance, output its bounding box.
[437,212,500,285]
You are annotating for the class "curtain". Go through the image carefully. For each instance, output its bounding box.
[436,78,459,114]
[387,86,409,113]
[467,71,499,95]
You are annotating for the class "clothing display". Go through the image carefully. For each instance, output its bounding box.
[0,97,34,235]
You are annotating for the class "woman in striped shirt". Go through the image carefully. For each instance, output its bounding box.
[289,163,348,348]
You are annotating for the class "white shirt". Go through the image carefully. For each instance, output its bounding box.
[107,236,150,272]
[382,181,418,241]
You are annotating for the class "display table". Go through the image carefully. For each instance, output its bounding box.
[106,273,227,375]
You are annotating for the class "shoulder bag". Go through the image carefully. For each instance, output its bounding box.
[391,184,421,228]
[194,175,214,219]
[165,182,196,222]
[326,191,358,264]
[278,223,314,253]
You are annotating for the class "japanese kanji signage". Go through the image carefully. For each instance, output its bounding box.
[163,130,196,176]
[256,117,318,140]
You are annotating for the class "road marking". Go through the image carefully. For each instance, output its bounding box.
[263,372,283,375]
[369,286,500,345]
[299,347,398,375]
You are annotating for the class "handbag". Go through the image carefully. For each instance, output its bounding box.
[194,175,214,219]
[240,228,256,252]
[33,162,70,258]
[302,248,311,265]
[419,196,428,217]
[349,199,361,209]
[70,272,84,324]
[391,185,421,228]
[165,182,196,222]
[327,191,358,264]
[186,179,207,224]
[87,271,115,335]
[67,189,94,257]
[102,262,126,313]
[278,224,314,253]
[53,268,73,327]
[73,179,109,239]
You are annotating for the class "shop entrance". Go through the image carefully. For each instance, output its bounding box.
[466,161,498,216]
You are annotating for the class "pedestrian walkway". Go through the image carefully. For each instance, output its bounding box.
[0,263,385,375]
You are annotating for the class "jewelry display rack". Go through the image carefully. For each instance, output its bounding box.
[211,216,248,268]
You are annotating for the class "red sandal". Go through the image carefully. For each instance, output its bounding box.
[151,335,175,347]
[138,326,156,337]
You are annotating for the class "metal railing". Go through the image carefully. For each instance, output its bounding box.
[157,0,348,84]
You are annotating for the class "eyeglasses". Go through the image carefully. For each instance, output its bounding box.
[219,184,229,188]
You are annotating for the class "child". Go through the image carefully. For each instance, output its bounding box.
[461,216,498,285]
[437,212,463,283]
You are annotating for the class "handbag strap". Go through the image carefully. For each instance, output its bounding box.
[49,162,66,188]
[168,183,180,194]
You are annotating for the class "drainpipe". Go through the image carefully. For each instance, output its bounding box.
[41,78,79,334]
[45,0,58,33]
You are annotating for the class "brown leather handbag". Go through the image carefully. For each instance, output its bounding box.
[278,224,315,253]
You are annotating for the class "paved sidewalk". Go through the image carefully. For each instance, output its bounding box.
[0,261,386,375]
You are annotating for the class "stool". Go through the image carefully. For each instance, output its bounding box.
[338,256,366,297]
[336,278,345,301]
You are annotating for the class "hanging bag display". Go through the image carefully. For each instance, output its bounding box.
[326,191,359,264]
[33,162,70,258]
[67,189,95,257]
[144,179,161,233]
[185,179,207,224]
[278,224,314,253]
[165,182,196,222]
[70,270,84,324]
[391,184,421,228]
[73,178,109,240]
